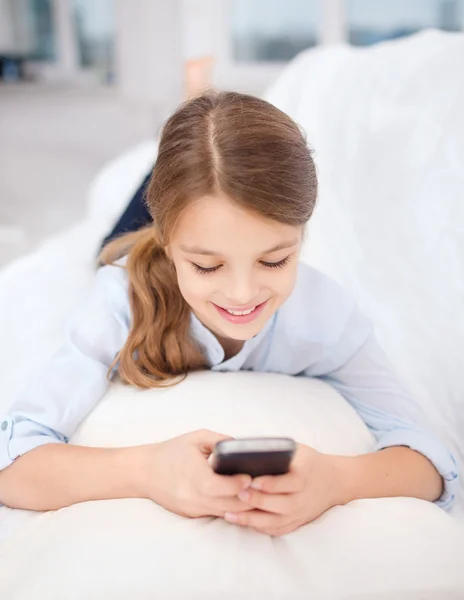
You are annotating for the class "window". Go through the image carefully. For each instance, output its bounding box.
[346,0,464,46]
[6,0,56,61]
[29,0,56,60]
[230,0,320,62]
[73,0,115,81]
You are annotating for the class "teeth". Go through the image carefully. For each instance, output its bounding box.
[226,307,256,316]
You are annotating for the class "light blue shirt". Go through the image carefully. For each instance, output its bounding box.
[0,262,458,508]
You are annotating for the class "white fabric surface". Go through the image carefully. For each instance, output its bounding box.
[1,373,463,600]
[1,29,464,598]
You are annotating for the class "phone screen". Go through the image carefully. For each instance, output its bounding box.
[212,437,296,477]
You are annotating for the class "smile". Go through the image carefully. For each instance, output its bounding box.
[225,307,255,316]
[212,300,268,324]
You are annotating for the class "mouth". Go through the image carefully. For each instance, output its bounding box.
[212,300,269,324]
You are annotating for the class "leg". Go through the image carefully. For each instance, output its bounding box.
[100,172,153,250]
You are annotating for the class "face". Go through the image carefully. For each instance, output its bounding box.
[167,194,303,347]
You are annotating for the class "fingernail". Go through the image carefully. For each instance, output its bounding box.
[224,512,238,523]
[238,490,250,502]
[251,481,262,490]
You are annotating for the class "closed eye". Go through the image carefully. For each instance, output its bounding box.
[191,255,292,275]
[260,256,291,269]
[191,263,222,275]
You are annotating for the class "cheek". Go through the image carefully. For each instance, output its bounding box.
[268,265,298,298]
[176,265,213,303]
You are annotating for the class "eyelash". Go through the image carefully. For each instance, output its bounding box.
[191,256,292,275]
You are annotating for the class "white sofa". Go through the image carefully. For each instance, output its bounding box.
[0,30,463,599]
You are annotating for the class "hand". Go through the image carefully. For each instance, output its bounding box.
[224,444,341,536]
[141,429,252,518]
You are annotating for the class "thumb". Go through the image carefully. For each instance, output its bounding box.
[191,429,234,455]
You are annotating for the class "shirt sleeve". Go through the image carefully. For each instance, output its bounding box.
[0,264,130,472]
[307,307,459,510]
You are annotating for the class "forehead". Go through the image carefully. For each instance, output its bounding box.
[172,195,300,254]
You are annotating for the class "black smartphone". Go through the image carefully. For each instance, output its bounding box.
[212,437,296,477]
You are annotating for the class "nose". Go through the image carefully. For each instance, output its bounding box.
[223,271,259,306]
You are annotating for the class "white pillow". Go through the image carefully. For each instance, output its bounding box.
[1,372,463,599]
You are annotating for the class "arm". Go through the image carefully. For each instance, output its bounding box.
[0,432,253,517]
[227,443,447,536]
[0,265,252,516]
[0,443,146,510]
[333,446,444,505]
[316,317,458,509]
[224,273,458,535]
[0,264,130,509]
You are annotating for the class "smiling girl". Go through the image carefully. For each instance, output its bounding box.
[0,91,457,537]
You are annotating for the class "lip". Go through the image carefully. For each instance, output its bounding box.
[212,300,269,324]
[220,302,260,312]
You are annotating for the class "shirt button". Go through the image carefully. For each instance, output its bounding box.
[1,421,7,431]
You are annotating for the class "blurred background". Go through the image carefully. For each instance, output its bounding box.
[1,0,463,267]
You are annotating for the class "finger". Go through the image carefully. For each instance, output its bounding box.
[207,497,255,517]
[189,429,234,455]
[225,509,285,533]
[237,489,296,515]
[251,472,303,494]
[198,471,251,498]
[260,523,299,538]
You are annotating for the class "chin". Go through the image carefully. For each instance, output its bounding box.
[223,330,256,342]
[218,320,265,341]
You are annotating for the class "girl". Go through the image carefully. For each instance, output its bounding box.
[0,92,457,537]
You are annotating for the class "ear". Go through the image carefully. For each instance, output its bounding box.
[164,245,173,260]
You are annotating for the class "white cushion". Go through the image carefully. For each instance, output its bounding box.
[1,372,463,599]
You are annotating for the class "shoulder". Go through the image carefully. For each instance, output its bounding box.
[94,257,130,310]
[97,255,129,285]
[276,262,363,345]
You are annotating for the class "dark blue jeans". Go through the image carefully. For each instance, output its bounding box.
[100,173,153,250]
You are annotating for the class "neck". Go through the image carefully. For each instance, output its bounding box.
[191,310,245,361]
[217,337,245,361]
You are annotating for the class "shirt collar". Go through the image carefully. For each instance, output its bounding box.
[189,311,275,368]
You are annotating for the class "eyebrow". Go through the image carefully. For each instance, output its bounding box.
[179,240,300,256]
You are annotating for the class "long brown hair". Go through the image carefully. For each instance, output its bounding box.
[100,91,318,388]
